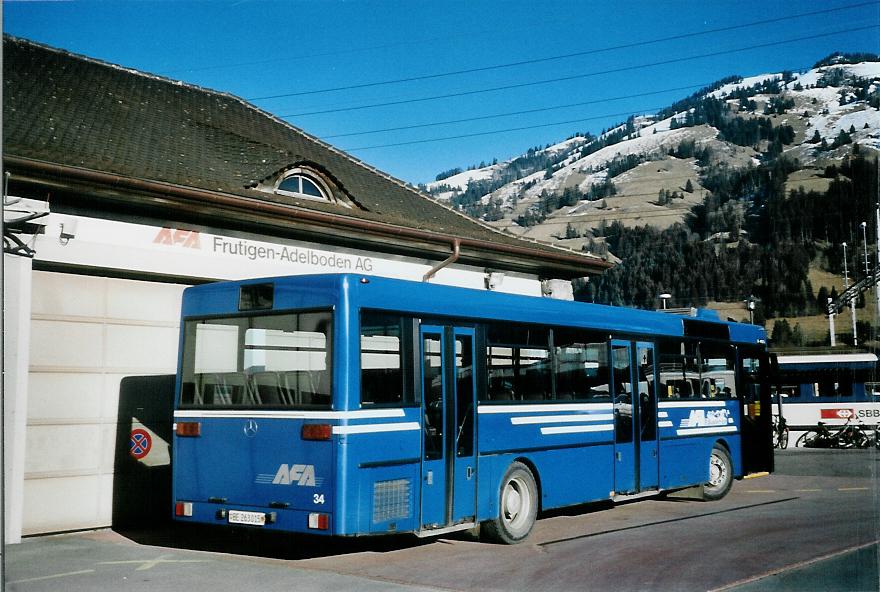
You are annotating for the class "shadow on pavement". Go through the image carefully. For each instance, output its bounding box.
[114,522,437,560]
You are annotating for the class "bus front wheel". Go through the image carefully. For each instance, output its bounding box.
[702,445,733,501]
[483,462,538,544]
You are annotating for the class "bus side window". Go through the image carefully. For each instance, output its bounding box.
[552,328,610,402]
[360,312,413,406]
[484,324,551,402]
[658,339,685,400]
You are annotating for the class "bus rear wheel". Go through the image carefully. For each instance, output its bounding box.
[702,445,733,501]
[482,462,538,544]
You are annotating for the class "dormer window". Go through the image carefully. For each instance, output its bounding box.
[254,164,353,209]
[253,165,352,208]
[276,173,327,200]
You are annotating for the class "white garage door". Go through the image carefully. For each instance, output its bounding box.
[24,271,187,535]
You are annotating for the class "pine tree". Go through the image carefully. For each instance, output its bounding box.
[685,179,694,193]
[816,286,830,311]
[831,129,852,149]
[809,130,821,143]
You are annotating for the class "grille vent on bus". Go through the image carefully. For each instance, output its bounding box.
[372,479,411,523]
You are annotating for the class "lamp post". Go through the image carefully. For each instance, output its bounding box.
[828,297,836,347]
[876,200,880,339]
[745,296,756,324]
[659,293,671,310]
[843,242,858,346]
[860,221,870,276]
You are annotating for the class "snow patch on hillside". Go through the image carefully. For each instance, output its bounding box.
[795,62,880,87]
[427,165,497,193]
[807,104,880,139]
[710,73,782,99]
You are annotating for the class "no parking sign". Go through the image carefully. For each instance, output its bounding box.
[130,428,153,460]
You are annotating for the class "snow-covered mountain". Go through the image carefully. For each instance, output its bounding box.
[424,56,880,256]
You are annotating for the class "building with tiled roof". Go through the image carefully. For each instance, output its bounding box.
[2,36,610,540]
[4,35,608,280]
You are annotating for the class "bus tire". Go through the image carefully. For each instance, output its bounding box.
[482,462,538,544]
[702,445,733,501]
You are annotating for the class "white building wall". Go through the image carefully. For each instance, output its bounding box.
[3,254,33,544]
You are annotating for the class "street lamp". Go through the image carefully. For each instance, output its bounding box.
[659,293,671,310]
[860,221,870,276]
[843,242,858,346]
[745,296,756,324]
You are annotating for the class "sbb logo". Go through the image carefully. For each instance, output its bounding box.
[820,408,855,419]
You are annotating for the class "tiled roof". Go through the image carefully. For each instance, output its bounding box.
[3,36,607,273]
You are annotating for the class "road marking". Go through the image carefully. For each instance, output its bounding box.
[838,487,869,491]
[744,489,777,493]
[743,472,769,480]
[97,555,211,571]
[709,540,880,592]
[9,569,95,584]
[794,489,821,492]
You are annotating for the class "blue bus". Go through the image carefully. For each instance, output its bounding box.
[172,274,773,543]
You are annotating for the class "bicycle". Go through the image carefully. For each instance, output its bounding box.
[796,421,843,448]
[796,419,878,449]
[772,415,789,449]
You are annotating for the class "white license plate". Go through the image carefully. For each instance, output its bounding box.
[228,510,266,526]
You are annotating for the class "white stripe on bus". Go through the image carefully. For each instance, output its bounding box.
[658,421,674,428]
[658,401,728,409]
[511,414,614,425]
[332,422,421,435]
[479,403,613,414]
[540,424,614,435]
[173,409,407,420]
[658,412,669,418]
[675,426,738,436]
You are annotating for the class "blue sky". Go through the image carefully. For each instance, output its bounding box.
[4,0,879,184]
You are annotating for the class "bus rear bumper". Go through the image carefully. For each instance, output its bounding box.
[173,502,334,535]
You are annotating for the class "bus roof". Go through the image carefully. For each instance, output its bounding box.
[182,274,767,345]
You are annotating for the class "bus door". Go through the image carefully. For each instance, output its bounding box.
[636,342,659,490]
[740,348,774,474]
[611,341,637,494]
[420,325,477,530]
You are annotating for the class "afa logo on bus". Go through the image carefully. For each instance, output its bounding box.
[681,409,733,428]
[271,463,317,486]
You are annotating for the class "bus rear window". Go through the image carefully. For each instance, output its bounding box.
[180,311,332,409]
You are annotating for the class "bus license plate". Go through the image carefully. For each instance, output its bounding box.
[228,510,266,526]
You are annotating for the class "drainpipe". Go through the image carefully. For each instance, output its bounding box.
[423,239,460,282]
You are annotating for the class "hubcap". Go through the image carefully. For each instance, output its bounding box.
[502,477,530,528]
[709,453,726,487]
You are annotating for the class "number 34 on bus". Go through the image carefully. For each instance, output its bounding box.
[172,274,773,543]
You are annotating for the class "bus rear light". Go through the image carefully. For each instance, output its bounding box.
[176,422,201,437]
[175,501,193,517]
[308,513,329,530]
[302,424,332,441]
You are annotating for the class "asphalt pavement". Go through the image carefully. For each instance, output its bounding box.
[3,448,878,592]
